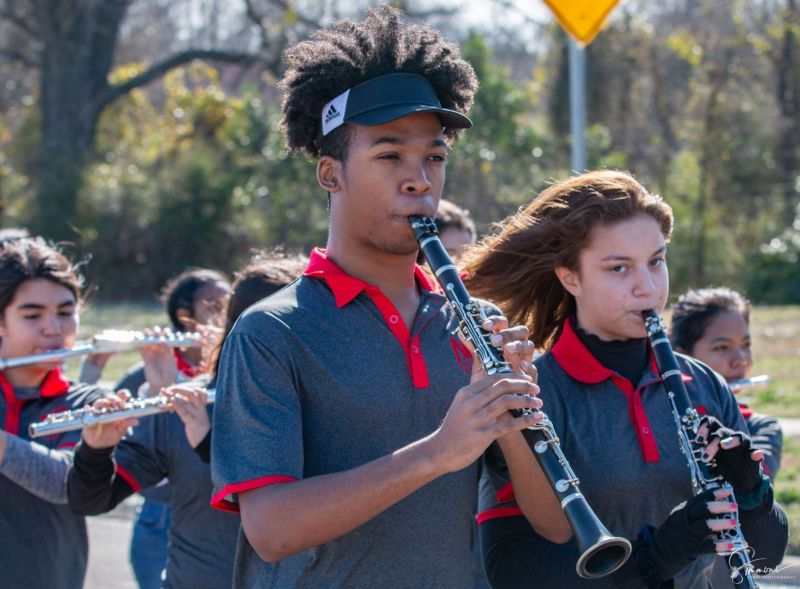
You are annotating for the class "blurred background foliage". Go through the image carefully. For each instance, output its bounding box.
[0,0,798,302]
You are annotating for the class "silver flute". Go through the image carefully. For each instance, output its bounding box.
[0,329,202,370]
[643,310,758,588]
[28,388,215,438]
[728,375,770,394]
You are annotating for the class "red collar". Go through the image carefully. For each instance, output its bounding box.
[551,318,676,385]
[551,319,618,384]
[0,367,70,400]
[738,402,753,420]
[173,348,202,378]
[0,367,70,435]
[303,247,437,308]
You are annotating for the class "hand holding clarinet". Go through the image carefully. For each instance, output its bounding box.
[642,309,765,588]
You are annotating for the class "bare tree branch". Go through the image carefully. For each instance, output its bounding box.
[402,6,459,20]
[95,48,262,109]
[487,0,547,28]
[260,0,323,29]
[244,0,271,53]
[0,5,38,39]
[0,44,37,67]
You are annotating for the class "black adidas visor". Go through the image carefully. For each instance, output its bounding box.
[321,73,472,136]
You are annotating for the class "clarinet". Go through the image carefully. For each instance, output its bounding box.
[642,310,758,588]
[410,216,631,579]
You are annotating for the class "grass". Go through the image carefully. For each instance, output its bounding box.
[775,435,800,554]
[70,303,800,552]
[63,302,165,385]
[745,306,800,417]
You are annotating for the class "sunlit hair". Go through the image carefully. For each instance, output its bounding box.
[160,269,230,331]
[669,287,750,353]
[0,237,83,316]
[463,170,673,350]
[211,250,308,376]
[279,5,477,160]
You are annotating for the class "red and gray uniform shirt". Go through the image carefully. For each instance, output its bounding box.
[478,319,748,589]
[0,368,106,589]
[79,404,240,589]
[211,248,483,589]
[113,349,200,505]
[737,404,782,481]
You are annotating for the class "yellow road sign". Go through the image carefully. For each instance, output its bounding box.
[542,0,621,45]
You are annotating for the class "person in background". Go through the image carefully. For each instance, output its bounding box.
[670,286,782,481]
[68,251,307,589]
[432,198,477,258]
[88,269,230,589]
[0,237,110,589]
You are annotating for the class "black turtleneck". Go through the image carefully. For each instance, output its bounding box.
[572,318,649,385]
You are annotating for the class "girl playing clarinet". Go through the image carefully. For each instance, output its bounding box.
[464,170,788,588]
[0,237,110,589]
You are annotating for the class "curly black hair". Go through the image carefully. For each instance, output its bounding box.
[279,5,478,160]
[669,287,751,352]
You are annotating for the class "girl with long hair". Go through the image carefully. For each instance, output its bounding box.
[464,171,788,588]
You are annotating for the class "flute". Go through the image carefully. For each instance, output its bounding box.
[0,330,202,370]
[29,388,216,438]
[410,215,631,579]
[728,375,770,394]
[643,310,758,588]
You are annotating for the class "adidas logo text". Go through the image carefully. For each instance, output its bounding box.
[325,105,341,124]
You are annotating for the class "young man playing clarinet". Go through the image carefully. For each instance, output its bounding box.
[210,7,569,588]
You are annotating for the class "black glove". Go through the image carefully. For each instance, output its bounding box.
[634,489,718,587]
[698,415,763,495]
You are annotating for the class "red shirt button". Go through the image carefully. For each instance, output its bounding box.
[642,427,650,434]
[389,315,399,324]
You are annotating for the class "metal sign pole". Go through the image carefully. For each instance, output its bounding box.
[568,37,587,172]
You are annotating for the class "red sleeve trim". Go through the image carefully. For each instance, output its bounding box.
[115,464,142,493]
[495,482,516,504]
[476,506,524,525]
[210,475,298,513]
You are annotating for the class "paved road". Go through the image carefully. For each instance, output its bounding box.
[85,499,138,589]
[780,417,800,438]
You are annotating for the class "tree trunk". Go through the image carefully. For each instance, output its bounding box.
[776,0,800,222]
[693,69,727,285]
[32,0,130,240]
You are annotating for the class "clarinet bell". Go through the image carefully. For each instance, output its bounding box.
[566,495,632,578]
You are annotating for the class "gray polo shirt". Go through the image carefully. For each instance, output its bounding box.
[110,406,240,589]
[0,369,105,589]
[211,248,480,589]
[478,318,749,589]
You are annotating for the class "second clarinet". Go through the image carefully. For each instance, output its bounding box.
[642,310,758,588]
[410,215,631,579]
